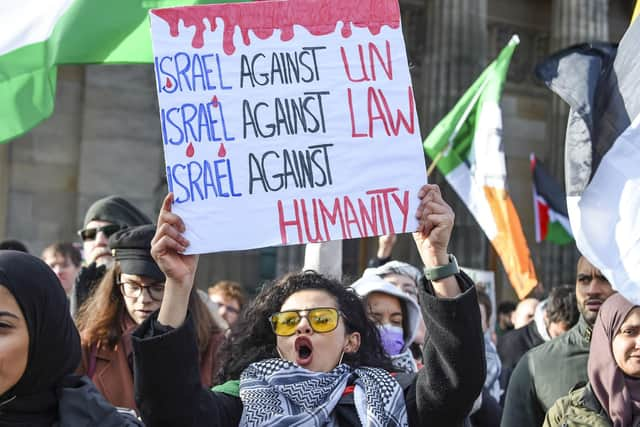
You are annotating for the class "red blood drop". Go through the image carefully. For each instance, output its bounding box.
[165,77,173,89]
[186,142,195,157]
[217,143,226,157]
[212,95,219,107]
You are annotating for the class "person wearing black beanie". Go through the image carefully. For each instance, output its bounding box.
[73,196,151,313]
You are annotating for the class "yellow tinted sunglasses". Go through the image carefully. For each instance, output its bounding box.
[269,307,341,336]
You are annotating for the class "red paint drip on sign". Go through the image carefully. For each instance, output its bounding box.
[165,77,173,88]
[217,143,227,157]
[186,142,195,157]
[152,0,400,55]
[212,95,219,107]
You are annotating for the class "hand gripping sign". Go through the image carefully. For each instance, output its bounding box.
[150,0,428,253]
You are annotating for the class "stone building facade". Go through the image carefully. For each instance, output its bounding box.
[0,0,634,299]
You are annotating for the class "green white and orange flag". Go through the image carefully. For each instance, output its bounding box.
[0,0,239,144]
[423,35,538,299]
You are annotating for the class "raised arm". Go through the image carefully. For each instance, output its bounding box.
[408,184,486,426]
[152,193,198,328]
[367,234,397,267]
[133,194,242,427]
[413,184,461,297]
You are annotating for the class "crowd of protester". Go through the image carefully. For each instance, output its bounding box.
[0,185,636,427]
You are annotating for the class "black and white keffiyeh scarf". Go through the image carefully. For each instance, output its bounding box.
[239,359,408,426]
[390,349,418,374]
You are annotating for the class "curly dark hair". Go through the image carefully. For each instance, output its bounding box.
[217,271,394,382]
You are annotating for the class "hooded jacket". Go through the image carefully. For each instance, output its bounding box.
[350,272,421,372]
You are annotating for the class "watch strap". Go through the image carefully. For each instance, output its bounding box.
[423,254,459,281]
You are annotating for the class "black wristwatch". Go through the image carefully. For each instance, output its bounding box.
[423,254,459,281]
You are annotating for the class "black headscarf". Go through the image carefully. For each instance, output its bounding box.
[83,195,151,228]
[0,251,81,424]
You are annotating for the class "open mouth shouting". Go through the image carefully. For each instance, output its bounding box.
[295,336,314,367]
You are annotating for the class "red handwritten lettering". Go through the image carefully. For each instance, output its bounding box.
[278,199,303,244]
[277,188,411,244]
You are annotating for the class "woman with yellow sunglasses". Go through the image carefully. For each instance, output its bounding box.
[132,184,485,427]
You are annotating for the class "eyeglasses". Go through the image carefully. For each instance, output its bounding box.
[77,224,122,241]
[269,307,341,336]
[119,281,165,301]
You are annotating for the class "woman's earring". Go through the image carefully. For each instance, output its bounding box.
[338,350,346,365]
[276,346,285,359]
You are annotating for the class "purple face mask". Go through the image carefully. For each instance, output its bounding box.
[378,324,405,356]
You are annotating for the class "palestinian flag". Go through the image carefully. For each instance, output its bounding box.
[530,153,573,245]
[424,35,538,300]
[0,0,240,144]
[536,16,640,303]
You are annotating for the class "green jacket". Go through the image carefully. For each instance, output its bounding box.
[501,315,592,427]
[543,384,611,427]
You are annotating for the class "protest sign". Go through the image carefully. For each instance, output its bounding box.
[149,0,427,253]
[463,267,497,330]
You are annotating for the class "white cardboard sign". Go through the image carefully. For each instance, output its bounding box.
[149,0,427,253]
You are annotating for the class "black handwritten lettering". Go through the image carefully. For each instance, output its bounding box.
[242,91,329,139]
[239,47,326,88]
[248,144,334,194]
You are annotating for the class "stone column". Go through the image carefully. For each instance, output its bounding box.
[420,0,489,270]
[3,66,85,252]
[541,0,608,289]
[75,64,163,224]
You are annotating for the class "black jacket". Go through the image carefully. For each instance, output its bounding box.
[498,322,545,374]
[72,262,107,312]
[497,321,545,402]
[0,376,143,427]
[132,272,485,427]
[55,376,143,427]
